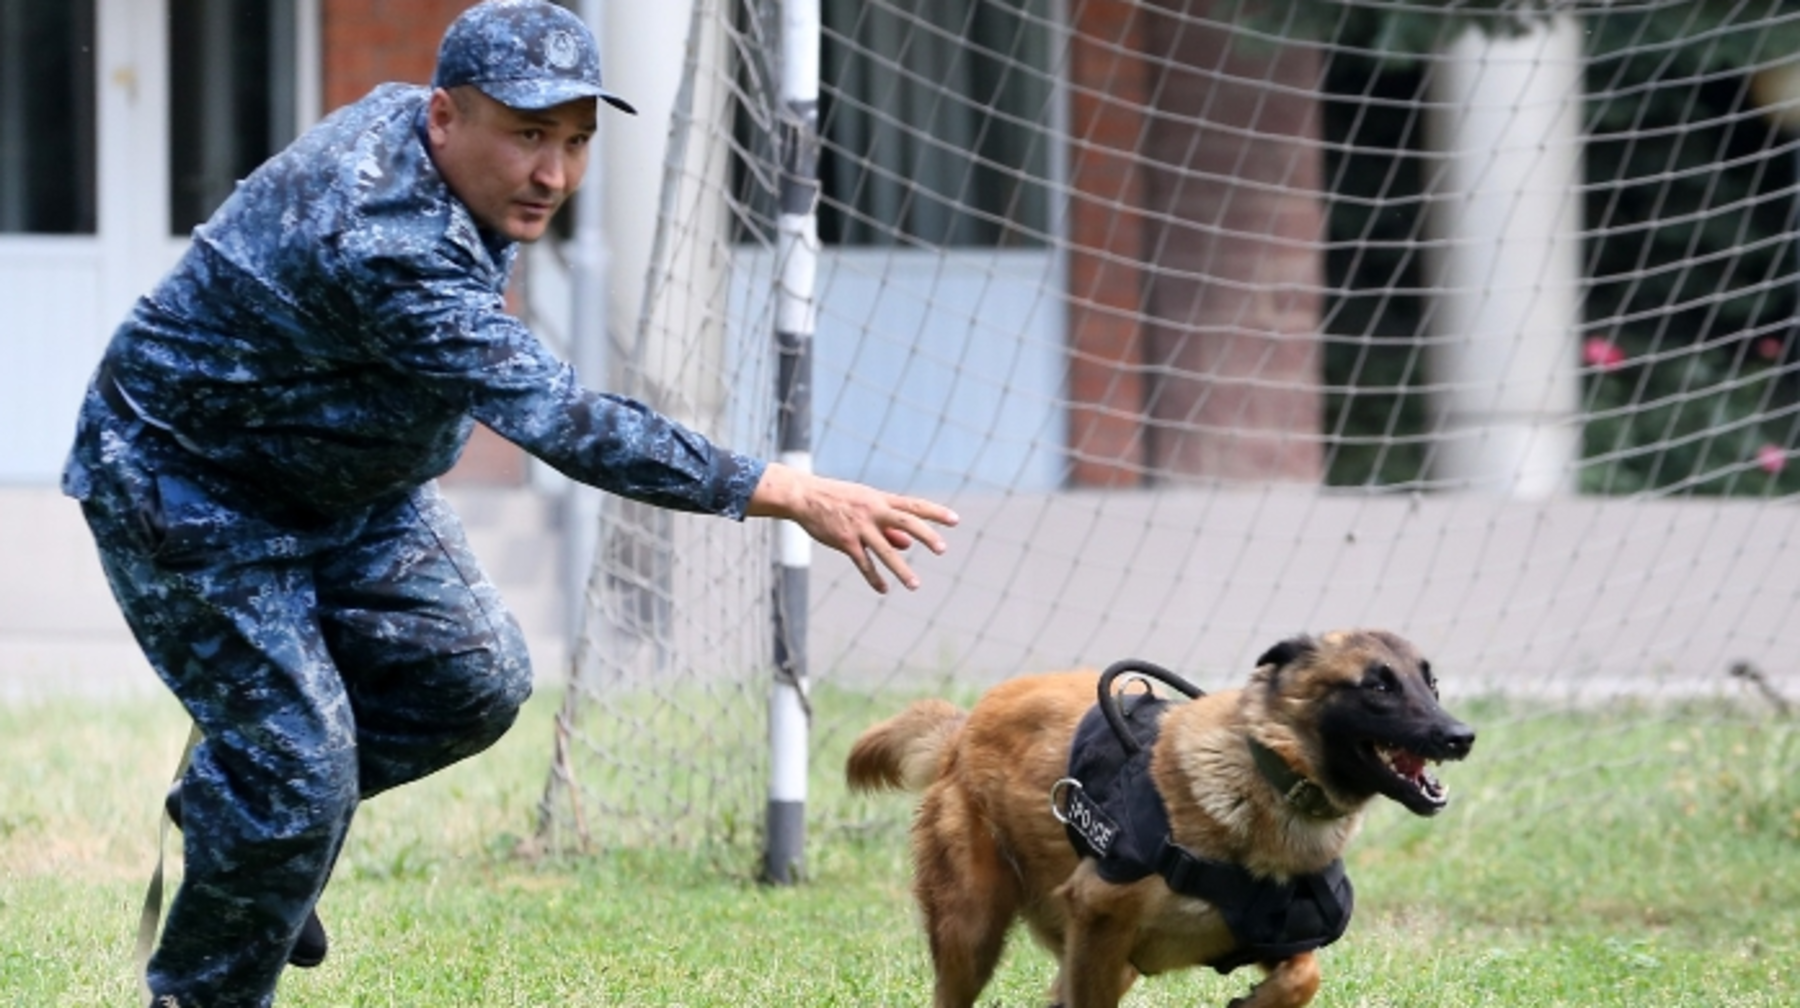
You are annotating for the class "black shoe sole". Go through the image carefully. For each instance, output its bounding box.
[288,908,329,968]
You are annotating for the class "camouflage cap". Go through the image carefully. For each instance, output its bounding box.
[433,0,637,115]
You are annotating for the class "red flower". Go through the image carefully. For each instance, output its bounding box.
[1757,443,1786,475]
[1756,337,1784,362]
[1583,337,1626,371]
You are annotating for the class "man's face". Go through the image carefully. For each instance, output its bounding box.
[426,86,595,243]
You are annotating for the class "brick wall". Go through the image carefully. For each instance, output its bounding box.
[1139,1,1325,484]
[1066,0,1325,487]
[321,0,466,108]
[1067,0,1151,488]
[321,0,528,485]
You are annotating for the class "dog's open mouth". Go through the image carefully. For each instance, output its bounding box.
[1373,742,1449,809]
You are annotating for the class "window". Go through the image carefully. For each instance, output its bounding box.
[168,0,299,235]
[0,0,98,235]
[818,0,1053,247]
[733,0,1055,248]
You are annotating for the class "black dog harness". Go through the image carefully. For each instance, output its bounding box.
[1051,660,1355,974]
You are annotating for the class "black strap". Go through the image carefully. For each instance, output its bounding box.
[1155,841,1354,973]
[136,723,202,1004]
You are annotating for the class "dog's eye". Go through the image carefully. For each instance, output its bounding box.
[1366,663,1398,692]
[1421,661,1439,698]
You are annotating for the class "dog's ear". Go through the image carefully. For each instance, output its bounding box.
[1255,634,1317,674]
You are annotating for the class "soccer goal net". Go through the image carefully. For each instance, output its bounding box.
[533,0,1800,868]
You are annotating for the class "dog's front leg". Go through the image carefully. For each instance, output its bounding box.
[1226,952,1320,1008]
[1053,870,1144,1008]
[1052,928,1138,1008]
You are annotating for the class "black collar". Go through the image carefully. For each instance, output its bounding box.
[1247,738,1349,821]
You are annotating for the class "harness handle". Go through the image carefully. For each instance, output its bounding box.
[1096,658,1205,755]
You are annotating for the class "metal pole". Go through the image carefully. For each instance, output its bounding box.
[765,0,819,885]
[568,0,610,645]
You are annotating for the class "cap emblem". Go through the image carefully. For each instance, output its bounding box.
[543,29,580,70]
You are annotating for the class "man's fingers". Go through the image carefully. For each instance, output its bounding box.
[881,515,948,552]
[894,495,959,530]
[865,495,953,589]
[855,543,890,594]
[884,505,952,555]
[866,537,919,592]
[905,516,950,555]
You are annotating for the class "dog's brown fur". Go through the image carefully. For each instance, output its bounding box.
[847,629,1475,1008]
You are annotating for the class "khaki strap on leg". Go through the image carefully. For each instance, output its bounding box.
[136,722,201,1005]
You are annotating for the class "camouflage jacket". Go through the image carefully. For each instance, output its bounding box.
[64,83,763,522]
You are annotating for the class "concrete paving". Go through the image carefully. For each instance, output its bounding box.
[5,483,1796,708]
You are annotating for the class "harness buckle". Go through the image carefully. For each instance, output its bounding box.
[1048,776,1082,824]
[1111,671,1157,699]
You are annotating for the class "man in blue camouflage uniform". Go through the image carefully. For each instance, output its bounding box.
[62,3,957,1005]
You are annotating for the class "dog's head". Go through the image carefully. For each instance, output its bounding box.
[1251,629,1475,817]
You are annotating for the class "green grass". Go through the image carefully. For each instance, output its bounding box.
[2,687,1797,1006]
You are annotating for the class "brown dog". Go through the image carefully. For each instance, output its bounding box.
[846,629,1475,1008]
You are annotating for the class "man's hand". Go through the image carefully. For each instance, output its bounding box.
[746,462,958,593]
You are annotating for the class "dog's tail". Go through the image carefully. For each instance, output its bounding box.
[845,699,966,793]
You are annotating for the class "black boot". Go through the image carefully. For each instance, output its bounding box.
[164,784,330,968]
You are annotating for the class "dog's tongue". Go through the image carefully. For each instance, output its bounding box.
[1391,749,1425,778]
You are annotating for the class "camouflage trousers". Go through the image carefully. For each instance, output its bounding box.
[71,396,533,1007]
